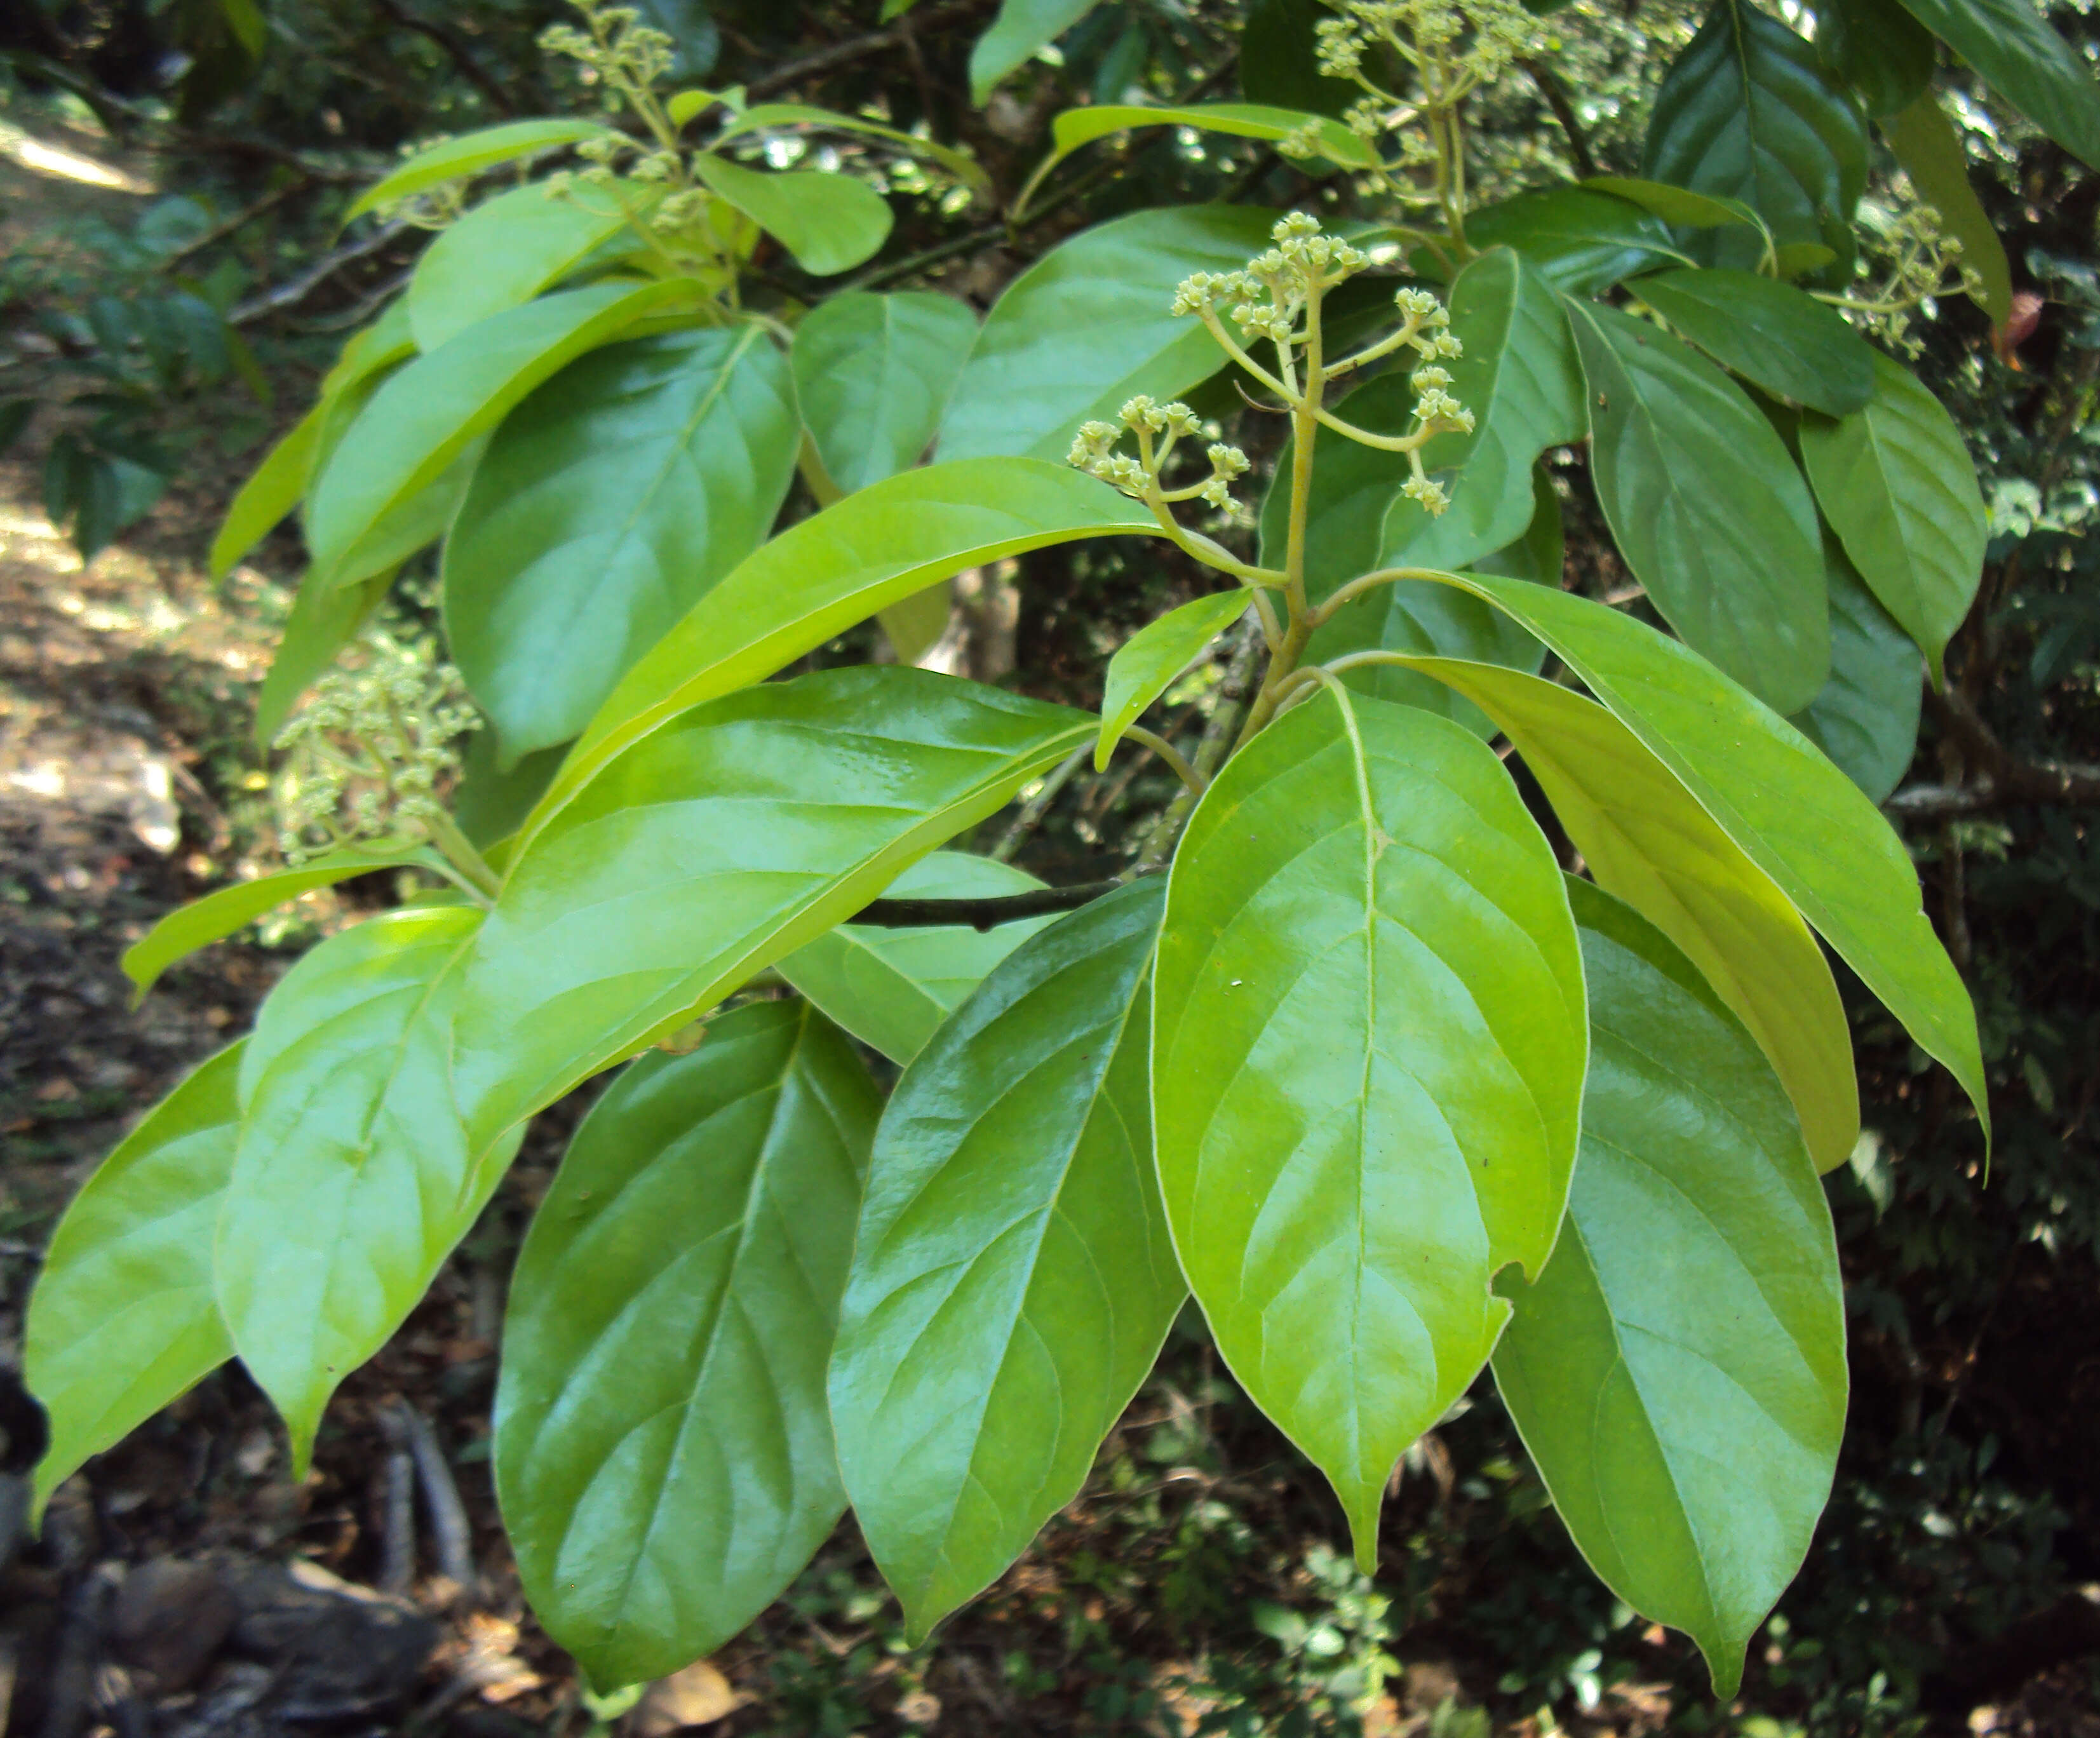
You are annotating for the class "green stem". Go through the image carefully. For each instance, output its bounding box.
[422,809,502,903]
[1307,564,1450,626]
[1121,725,1206,797]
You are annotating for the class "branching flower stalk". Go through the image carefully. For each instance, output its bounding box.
[1817,201,1983,357]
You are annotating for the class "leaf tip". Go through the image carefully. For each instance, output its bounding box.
[1699,1635,1747,1701]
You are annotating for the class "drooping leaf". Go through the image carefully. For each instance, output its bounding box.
[969,0,1101,101]
[1579,175,1766,232]
[219,906,522,1469]
[495,1000,878,1690]
[123,844,448,1000]
[1494,879,1846,1699]
[939,206,1277,462]
[1417,567,1987,1133]
[1888,0,2100,170]
[1154,685,1586,1563]
[445,327,798,763]
[692,155,893,276]
[1566,297,1828,713]
[252,567,393,750]
[1881,95,2014,330]
[210,400,323,577]
[455,668,1094,1158]
[791,291,978,495]
[407,180,642,354]
[1096,590,1252,769]
[345,119,616,219]
[307,280,701,583]
[1814,0,1935,118]
[1462,185,1683,294]
[1631,266,1876,416]
[1788,538,1924,806]
[25,1044,243,1516]
[778,852,1053,1065]
[527,459,1155,842]
[1392,657,1858,1174]
[1798,349,1986,684]
[831,879,1179,1639]
[707,103,988,194]
[1643,0,1869,277]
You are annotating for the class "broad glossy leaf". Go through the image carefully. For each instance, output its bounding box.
[308,280,699,582]
[210,400,321,577]
[1154,685,1585,1561]
[1036,102,1374,182]
[939,206,1276,463]
[832,880,1177,1638]
[1380,247,1587,571]
[315,434,485,591]
[319,298,417,401]
[456,667,1093,1156]
[969,0,1100,101]
[345,119,614,219]
[1632,266,1875,415]
[709,102,988,192]
[1882,95,2014,330]
[1788,539,1923,806]
[1493,880,1845,1698]
[1418,567,1987,1131]
[530,459,1154,840]
[25,1044,242,1515]
[779,852,1052,1064]
[692,155,892,276]
[1798,350,1986,684]
[1392,657,1857,1173]
[445,327,798,762]
[1096,590,1251,769]
[252,567,391,750]
[1463,185,1682,294]
[496,1000,878,1690]
[123,843,447,999]
[791,291,978,495]
[1815,0,1935,118]
[1567,297,1828,712]
[1888,0,2100,170]
[1643,0,1869,276]
[407,180,640,354]
[219,906,522,1469]
[1579,175,1764,231]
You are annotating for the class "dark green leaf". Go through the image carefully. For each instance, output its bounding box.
[346,119,616,220]
[1632,266,1876,416]
[495,1000,877,1690]
[1096,590,1251,768]
[1788,539,1923,805]
[791,292,978,495]
[969,0,1100,101]
[1035,103,1374,186]
[1463,185,1683,294]
[1580,175,1766,231]
[455,734,568,853]
[1239,0,1360,116]
[1889,0,2100,170]
[1881,95,2016,329]
[1814,0,1935,118]
[832,880,1180,1638]
[1566,297,1828,713]
[708,104,988,194]
[1154,685,1585,1563]
[692,156,893,276]
[445,327,798,764]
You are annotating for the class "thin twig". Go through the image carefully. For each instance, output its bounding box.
[372,0,518,115]
[377,1408,419,1598]
[157,178,313,271]
[1133,617,1263,875]
[1520,58,1596,179]
[1884,687,2100,818]
[231,222,412,327]
[389,1402,475,1596]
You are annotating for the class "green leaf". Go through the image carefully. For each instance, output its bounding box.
[708,102,988,194]
[1096,590,1251,769]
[1239,0,1360,116]
[939,206,1277,463]
[252,567,393,750]
[1788,537,1923,807]
[692,155,893,276]
[219,906,522,1470]
[1566,297,1828,713]
[1379,247,1587,572]
[407,180,642,354]
[1390,657,1858,1174]
[528,459,1155,844]
[345,119,616,220]
[1798,349,1986,684]
[1494,879,1846,1697]
[831,879,1179,1639]
[877,581,954,664]
[1643,0,1869,277]
[1153,685,1586,1563]
[1463,185,1683,295]
[1881,94,2015,330]
[1814,0,1935,118]
[1036,102,1375,184]
[1631,266,1876,416]
[778,852,1053,1065]
[210,400,323,578]
[1418,568,1987,1135]
[314,434,485,591]
[791,291,978,495]
[495,999,878,1690]
[969,0,1100,101]
[123,844,448,1000]
[1772,240,1838,278]
[25,1044,242,1518]
[455,733,567,853]
[307,279,700,583]
[1579,175,1766,232]
[1888,0,2100,170]
[445,327,798,764]
[455,668,1094,1159]
[319,297,417,402]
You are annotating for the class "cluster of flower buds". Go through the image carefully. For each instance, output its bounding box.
[1846,203,1984,357]
[271,638,480,865]
[1173,213,1373,364]
[1068,396,1251,512]
[1315,0,1538,92]
[539,0,676,92]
